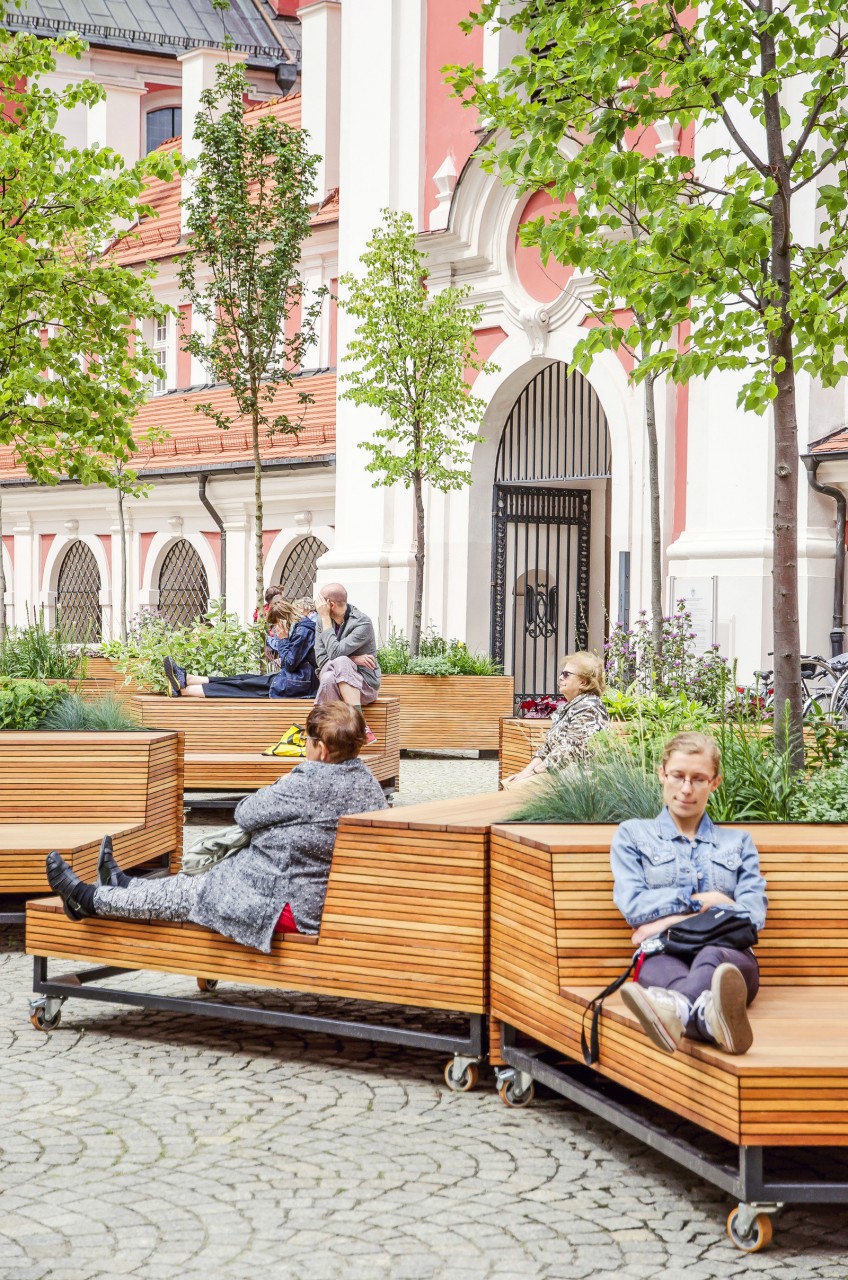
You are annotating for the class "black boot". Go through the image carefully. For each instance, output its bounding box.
[96,835,130,888]
[46,852,98,921]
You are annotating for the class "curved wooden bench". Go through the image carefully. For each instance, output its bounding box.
[489,821,848,1241]
[129,694,400,792]
[26,787,525,1072]
[381,675,514,751]
[0,730,183,894]
[498,717,551,781]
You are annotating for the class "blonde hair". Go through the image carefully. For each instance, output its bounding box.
[267,599,304,628]
[562,651,605,697]
[661,731,721,774]
[292,597,316,615]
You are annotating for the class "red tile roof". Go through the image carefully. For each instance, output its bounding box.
[0,371,336,480]
[808,427,848,457]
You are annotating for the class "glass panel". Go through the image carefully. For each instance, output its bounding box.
[56,542,102,643]
[157,540,209,628]
[146,107,182,155]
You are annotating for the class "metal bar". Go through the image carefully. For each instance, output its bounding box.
[0,911,24,925]
[32,958,483,1056]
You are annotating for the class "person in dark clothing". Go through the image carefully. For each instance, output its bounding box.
[45,703,388,948]
[164,600,318,700]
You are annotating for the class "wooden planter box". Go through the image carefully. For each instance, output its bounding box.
[0,729,183,893]
[489,820,848,1146]
[380,675,514,751]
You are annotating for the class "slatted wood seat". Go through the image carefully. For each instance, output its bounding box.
[498,717,551,781]
[129,694,400,791]
[490,822,848,1146]
[26,788,526,1059]
[0,731,183,892]
[380,675,514,751]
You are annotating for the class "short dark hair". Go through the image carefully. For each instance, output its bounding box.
[306,703,367,762]
[265,584,283,604]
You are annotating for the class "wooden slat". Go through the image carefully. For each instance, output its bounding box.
[380,676,514,751]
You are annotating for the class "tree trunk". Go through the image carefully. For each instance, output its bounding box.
[0,481,6,644]
[252,409,264,619]
[117,485,128,642]
[644,372,663,661]
[411,468,426,658]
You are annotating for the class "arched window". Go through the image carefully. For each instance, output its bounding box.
[278,536,328,600]
[56,542,102,642]
[157,540,209,628]
[146,106,182,154]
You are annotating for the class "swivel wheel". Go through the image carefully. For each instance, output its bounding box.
[497,1077,535,1108]
[443,1059,479,1092]
[726,1208,774,1252]
[30,1005,62,1031]
[196,978,219,993]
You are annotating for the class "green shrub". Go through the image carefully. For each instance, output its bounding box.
[0,610,88,682]
[0,678,69,729]
[102,600,267,693]
[377,625,501,676]
[788,763,848,822]
[511,757,662,824]
[37,693,139,732]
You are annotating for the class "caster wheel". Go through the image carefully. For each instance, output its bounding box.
[30,1006,62,1031]
[196,978,218,993]
[726,1209,774,1252]
[443,1060,479,1093]
[497,1078,535,1108]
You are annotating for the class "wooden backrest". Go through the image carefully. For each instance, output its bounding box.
[0,732,170,822]
[499,718,551,781]
[494,822,848,988]
[132,695,399,756]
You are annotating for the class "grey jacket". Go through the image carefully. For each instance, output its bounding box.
[314,603,381,691]
[191,758,387,950]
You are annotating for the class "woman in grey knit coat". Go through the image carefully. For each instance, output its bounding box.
[46,704,387,953]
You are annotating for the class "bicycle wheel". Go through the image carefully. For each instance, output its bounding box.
[830,670,848,729]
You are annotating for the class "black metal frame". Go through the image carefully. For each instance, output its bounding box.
[500,1023,848,1206]
[32,955,487,1058]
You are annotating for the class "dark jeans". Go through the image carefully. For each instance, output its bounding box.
[638,945,759,1042]
[202,674,277,698]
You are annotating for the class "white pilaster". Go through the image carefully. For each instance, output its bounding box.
[298,1,342,201]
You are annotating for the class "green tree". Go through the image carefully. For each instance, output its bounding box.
[452,0,848,757]
[339,209,495,656]
[178,60,325,617]
[111,427,171,641]
[0,13,178,639]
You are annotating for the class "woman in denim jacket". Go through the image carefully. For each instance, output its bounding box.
[611,731,767,1056]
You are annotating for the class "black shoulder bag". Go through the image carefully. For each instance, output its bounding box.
[581,907,758,1066]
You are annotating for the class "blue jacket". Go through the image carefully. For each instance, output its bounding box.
[610,808,768,930]
[266,616,318,699]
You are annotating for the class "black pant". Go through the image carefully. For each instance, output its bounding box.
[202,674,278,699]
[638,945,759,1042]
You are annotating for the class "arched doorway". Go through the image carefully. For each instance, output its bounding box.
[491,362,611,704]
[56,541,102,642]
[157,540,209,627]
[277,536,328,600]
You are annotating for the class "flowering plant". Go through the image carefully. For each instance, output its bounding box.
[519,694,565,719]
[604,600,731,713]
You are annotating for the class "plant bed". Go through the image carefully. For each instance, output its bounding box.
[382,674,514,751]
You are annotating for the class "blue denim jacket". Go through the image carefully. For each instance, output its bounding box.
[610,808,768,930]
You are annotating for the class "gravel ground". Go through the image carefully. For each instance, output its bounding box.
[2,757,847,1279]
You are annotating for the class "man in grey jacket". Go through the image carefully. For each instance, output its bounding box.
[314,583,382,744]
[45,704,387,952]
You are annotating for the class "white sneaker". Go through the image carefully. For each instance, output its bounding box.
[620,984,690,1054]
[703,964,753,1054]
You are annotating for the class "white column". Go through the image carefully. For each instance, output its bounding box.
[177,48,245,236]
[88,80,145,168]
[298,0,342,201]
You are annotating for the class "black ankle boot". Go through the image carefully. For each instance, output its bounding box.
[96,835,130,888]
[46,852,98,921]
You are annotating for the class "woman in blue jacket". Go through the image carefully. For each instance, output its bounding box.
[163,600,318,699]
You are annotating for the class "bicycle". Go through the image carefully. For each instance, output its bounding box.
[749,653,840,719]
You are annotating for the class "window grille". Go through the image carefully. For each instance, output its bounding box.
[152,348,167,395]
[280,537,327,600]
[157,540,209,627]
[146,106,182,155]
[56,541,102,642]
[154,316,168,345]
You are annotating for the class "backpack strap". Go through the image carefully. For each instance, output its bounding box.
[581,954,639,1067]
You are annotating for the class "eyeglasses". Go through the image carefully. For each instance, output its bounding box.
[559,668,579,679]
[662,771,716,789]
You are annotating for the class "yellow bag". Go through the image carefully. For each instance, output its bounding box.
[262,723,306,758]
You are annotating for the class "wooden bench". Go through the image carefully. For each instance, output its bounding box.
[129,694,401,792]
[0,731,183,895]
[489,821,848,1247]
[25,787,526,1078]
[381,675,514,751]
[498,717,551,780]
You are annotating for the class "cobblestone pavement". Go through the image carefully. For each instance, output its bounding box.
[1,759,847,1280]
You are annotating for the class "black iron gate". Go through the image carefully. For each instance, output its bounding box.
[489,362,611,707]
[491,485,592,706]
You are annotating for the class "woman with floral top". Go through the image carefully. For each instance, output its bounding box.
[502,651,609,786]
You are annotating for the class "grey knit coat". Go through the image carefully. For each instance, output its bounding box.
[314,604,381,691]
[191,758,387,951]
